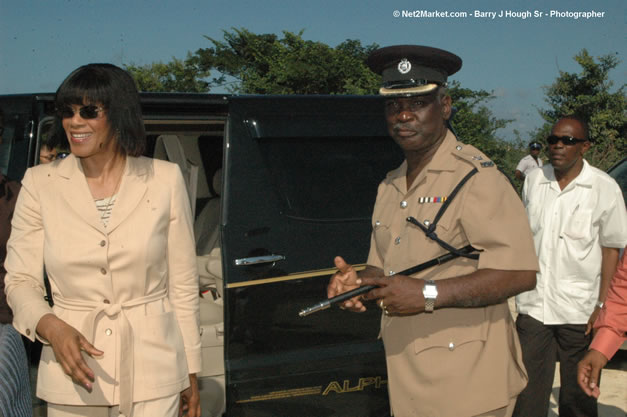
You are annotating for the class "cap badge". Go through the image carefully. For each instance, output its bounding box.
[398,58,412,74]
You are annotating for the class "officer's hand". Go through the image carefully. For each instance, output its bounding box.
[360,275,424,315]
[577,349,607,398]
[36,314,103,391]
[327,256,366,312]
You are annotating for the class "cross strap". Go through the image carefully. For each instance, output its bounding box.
[407,168,480,259]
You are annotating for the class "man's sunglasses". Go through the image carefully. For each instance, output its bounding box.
[57,105,104,120]
[546,135,588,146]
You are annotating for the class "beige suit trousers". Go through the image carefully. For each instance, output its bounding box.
[47,394,179,417]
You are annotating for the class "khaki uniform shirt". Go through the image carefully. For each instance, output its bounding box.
[367,130,538,417]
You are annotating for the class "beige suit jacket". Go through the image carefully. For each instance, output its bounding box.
[5,155,201,409]
[368,131,539,417]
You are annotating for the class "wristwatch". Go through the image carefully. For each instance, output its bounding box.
[423,280,438,313]
[595,300,604,309]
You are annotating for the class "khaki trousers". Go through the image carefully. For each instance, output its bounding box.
[475,396,517,417]
[47,394,179,417]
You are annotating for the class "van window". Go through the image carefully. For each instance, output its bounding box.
[260,136,403,221]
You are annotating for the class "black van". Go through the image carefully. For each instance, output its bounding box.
[0,93,404,416]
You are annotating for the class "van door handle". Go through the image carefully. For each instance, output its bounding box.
[234,255,285,266]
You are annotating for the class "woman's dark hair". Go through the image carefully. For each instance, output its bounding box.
[54,63,145,156]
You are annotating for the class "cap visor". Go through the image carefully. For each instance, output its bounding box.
[379,83,439,96]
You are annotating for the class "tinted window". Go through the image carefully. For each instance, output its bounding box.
[260,136,403,221]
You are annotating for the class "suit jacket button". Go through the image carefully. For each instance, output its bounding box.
[105,328,112,336]
[103,299,110,304]
[100,240,106,247]
[448,342,455,351]
[100,268,107,275]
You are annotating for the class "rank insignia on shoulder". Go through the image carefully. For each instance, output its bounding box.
[419,196,448,204]
[480,161,495,168]
[472,155,483,160]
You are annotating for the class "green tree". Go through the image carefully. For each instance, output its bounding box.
[533,49,626,171]
[194,28,380,94]
[125,28,517,179]
[447,81,520,181]
[124,53,221,93]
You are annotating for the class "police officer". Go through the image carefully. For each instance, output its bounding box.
[514,141,543,181]
[327,45,539,417]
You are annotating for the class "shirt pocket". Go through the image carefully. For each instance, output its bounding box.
[557,276,594,313]
[373,219,393,261]
[563,210,593,240]
[413,308,488,355]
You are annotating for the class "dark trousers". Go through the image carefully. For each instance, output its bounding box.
[512,314,598,417]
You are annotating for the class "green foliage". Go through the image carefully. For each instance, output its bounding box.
[447,81,521,183]
[533,49,626,171]
[194,28,380,94]
[124,53,220,93]
[123,28,522,183]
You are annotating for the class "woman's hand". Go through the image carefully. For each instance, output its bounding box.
[179,373,201,417]
[36,313,103,391]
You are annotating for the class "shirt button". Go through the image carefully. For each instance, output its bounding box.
[400,200,408,209]
[105,328,112,336]
[389,270,395,276]
[100,240,106,247]
[26,329,31,336]
[103,299,110,304]
[448,342,455,351]
[100,268,107,275]
[395,237,401,245]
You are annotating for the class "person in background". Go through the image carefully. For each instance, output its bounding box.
[514,116,627,417]
[577,248,627,398]
[0,108,21,324]
[5,63,201,417]
[39,143,58,164]
[515,141,543,181]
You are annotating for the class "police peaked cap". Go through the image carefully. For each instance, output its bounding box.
[367,45,462,96]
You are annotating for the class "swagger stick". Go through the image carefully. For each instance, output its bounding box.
[298,245,476,317]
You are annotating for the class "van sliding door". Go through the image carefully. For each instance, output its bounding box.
[222,96,403,416]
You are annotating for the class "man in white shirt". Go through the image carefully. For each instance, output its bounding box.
[515,141,543,180]
[513,116,627,417]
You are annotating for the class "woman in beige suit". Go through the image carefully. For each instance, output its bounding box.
[5,64,201,417]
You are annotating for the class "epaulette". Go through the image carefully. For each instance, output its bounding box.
[452,141,495,169]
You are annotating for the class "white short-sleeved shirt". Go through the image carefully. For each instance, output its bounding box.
[516,154,543,177]
[516,160,627,324]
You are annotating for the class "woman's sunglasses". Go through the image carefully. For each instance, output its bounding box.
[57,105,104,120]
[546,135,588,146]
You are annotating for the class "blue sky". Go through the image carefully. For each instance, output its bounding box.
[1,0,624,139]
